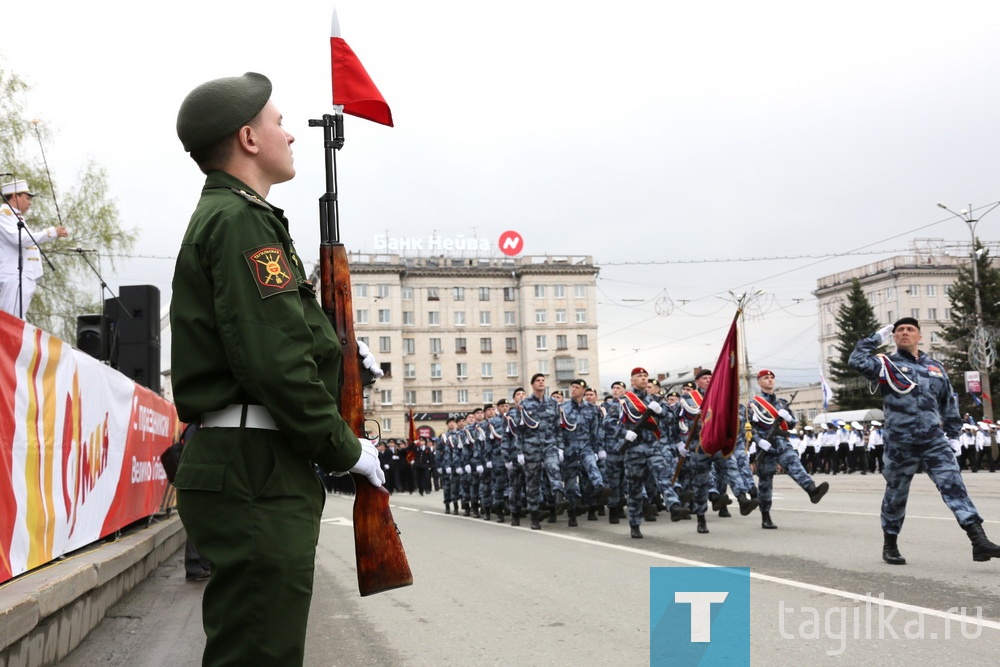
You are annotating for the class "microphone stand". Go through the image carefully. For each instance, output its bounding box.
[14,216,57,318]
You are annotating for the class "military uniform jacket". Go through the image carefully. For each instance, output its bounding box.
[0,204,60,280]
[747,391,795,450]
[849,333,962,445]
[517,394,561,451]
[170,171,360,473]
[560,398,600,455]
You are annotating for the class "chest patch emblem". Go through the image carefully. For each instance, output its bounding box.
[244,245,296,298]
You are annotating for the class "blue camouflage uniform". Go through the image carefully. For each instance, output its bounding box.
[747,394,817,512]
[517,393,564,513]
[602,398,626,511]
[502,405,526,515]
[849,333,982,534]
[560,398,607,513]
[621,390,684,528]
[486,413,507,514]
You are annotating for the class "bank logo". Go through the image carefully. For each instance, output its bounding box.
[498,230,524,256]
[650,567,750,666]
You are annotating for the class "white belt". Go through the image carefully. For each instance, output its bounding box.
[202,404,278,430]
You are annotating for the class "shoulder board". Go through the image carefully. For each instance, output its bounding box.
[229,188,273,211]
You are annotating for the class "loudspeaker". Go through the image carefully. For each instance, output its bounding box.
[76,314,110,361]
[118,342,161,394]
[105,285,160,346]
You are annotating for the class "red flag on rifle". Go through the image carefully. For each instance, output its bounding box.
[699,310,741,456]
[330,9,393,126]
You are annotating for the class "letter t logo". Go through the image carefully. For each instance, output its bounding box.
[674,591,729,642]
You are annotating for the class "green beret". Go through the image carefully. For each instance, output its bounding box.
[176,72,272,152]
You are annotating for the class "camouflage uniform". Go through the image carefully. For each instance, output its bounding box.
[560,398,607,515]
[602,398,626,512]
[747,393,819,513]
[518,394,564,513]
[621,390,684,529]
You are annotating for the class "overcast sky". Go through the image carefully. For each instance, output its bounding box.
[4,1,1000,389]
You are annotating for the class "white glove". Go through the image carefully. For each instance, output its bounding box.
[476,464,484,474]
[757,439,772,452]
[436,467,443,474]
[517,453,525,466]
[505,461,514,471]
[382,464,390,470]
[445,466,452,474]
[648,400,663,415]
[624,430,638,443]
[486,461,493,469]
[457,442,463,449]
[678,442,688,457]
[455,466,464,475]
[464,464,472,474]
[949,439,962,456]
[391,455,399,460]
[356,339,384,379]
[777,409,793,422]
[348,438,384,488]
[598,449,607,461]
[875,324,894,345]
[557,449,565,462]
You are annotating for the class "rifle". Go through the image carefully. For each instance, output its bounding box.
[615,403,660,455]
[311,113,413,597]
[758,391,799,446]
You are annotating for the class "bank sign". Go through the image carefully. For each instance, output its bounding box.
[373,230,524,256]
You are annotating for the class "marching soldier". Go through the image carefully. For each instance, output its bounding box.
[560,379,609,526]
[602,381,628,523]
[517,374,568,530]
[503,388,528,525]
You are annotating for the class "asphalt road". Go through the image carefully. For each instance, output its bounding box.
[61,472,1000,666]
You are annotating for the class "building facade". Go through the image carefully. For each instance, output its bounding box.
[346,253,601,437]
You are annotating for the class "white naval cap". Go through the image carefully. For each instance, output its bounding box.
[1,179,36,197]
[870,421,881,427]
[851,421,863,429]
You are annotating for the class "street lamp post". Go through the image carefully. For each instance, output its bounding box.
[936,203,999,450]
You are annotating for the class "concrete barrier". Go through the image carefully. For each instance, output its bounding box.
[0,515,184,667]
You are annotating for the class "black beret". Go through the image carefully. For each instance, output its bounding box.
[893,317,920,331]
[177,72,272,152]
[695,369,713,379]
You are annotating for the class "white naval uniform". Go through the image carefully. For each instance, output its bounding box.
[0,203,59,317]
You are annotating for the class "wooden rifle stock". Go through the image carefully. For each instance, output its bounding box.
[314,113,412,597]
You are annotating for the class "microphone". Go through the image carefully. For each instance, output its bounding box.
[0,172,13,177]
[74,247,98,254]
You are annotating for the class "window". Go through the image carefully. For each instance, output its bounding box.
[355,309,369,324]
[457,362,468,378]
[554,285,566,298]
[357,336,368,347]
[927,284,936,297]
[931,331,940,343]
[536,335,548,350]
[534,285,546,298]
[480,311,491,326]
[887,310,894,322]
[402,311,414,326]
[827,345,834,356]
[482,362,493,378]
[556,335,568,350]
[537,360,549,374]
[404,390,416,405]
[506,337,517,352]
[380,362,391,378]
[483,389,494,404]
[535,309,547,324]
[908,286,918,297]
[403,338,415,355]
[453,287,465,301]
[431,363,442,379]
[928,308,938,320]
[428,311,440,326]
[504,287,515,302]
[457,389,469,404]
[379,389,392,406]
[574,285,586,298]
[555,309,567,324]
[404,363,416,379]
[944,308,951,320]
[378,309,391,324]
[377,284,390,298]
[480,337,492,353]
[826,324,832,335]
[427,287,439,301]
[575,309,587,323]
[401,286,413,300]
[379,336,391,353]
[455,338,467,353]
[577,334,588,349]
[504,311,516,325]
[430,338,442,354]
[455,311,466,326]
[886,287,895,299]
[363,394,371,410]
[479,287,490,301]
[507,362,519,377]
[911,308,919,319]
[578,359,590,374]
[355,284,368,298]
[431,389,443,404]
[382,418,392,431]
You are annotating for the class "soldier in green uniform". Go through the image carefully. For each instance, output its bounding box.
[170,72,385,666]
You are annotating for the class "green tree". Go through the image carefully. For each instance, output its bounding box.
[828,278,882,410]
[940,243,1000,419]
[1,62,136,341]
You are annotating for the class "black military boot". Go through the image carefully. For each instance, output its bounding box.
[462,501,471,517]
[495,507,505,523]
[807,481,830,504]
[597,505,606,517]
[511,510,520,527]
[530,510,542,530]
[568,514,578,527]
[748,486,758,500]
[643,503,658,522]
[737,493,759,516]
[609,506,620,524]
[472,501,481,519]
[696,514,709,534]
[630,524,643,539]
[547,509,558,523]
[484,506,491,521]
[596,485,611,507]
[761,511,777,529]
[453,501,459,514]
[587,508,598,521]
[964,523,1000,561]
[669,504,691,522]
[553,490,569,516]
[882,533,906,565]
[444,502,451,515]
[710,492,731,512]
[718,506,732,518]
